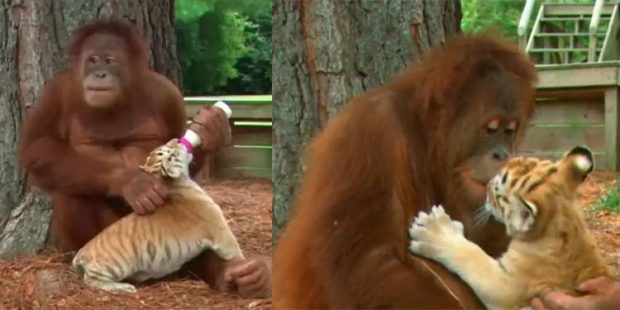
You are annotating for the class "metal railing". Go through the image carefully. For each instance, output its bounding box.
[518,0,618,64]
[518,0,537,50]
[588,0,605,61]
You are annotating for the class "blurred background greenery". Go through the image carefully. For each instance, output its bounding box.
[176,0,271,95]
[176,0,606,95]
[461,0,528,42]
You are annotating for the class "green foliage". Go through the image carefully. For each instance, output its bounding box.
[461,0,529,42]
[213,2,271,95]
[176,0,216,21]
[596,179,620,213]
[175,0,271,95]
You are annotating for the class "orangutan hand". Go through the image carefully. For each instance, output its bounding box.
[188,105,232,153]
[223,255,272,299]
[531,277,620,310]
[119,169,167,215]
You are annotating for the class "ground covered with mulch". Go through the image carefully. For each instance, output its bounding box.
[0,179,272,310]
[577,172,620,277]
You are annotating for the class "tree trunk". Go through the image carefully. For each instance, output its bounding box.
[0,0,180,259]
[272,0,462,239]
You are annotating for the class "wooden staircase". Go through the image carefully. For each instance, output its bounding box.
[519,0,619,65]
[517,0,620,171]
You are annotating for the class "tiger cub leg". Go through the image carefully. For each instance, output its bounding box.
[78,263,137,293]
[209,227,244,260]
[202,204,244,260]
[408,205,523,309]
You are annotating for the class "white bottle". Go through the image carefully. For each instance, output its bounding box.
[180,101,232,152]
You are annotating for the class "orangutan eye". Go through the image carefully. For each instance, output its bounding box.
[505,120,518,135]
[105,56,114,64]
[88,55,99,64]
[486,119,499,135]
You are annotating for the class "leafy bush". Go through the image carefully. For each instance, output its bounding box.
[175,0,271,95]
[596,179,620,213]
[461,0,528,42]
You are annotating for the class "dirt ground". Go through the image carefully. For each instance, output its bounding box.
[0,178,272,310]
[576,171,620,277]
[1,172,620,310]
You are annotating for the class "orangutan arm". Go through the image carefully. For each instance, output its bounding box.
[17,75,133,196]
[152,72,210,177]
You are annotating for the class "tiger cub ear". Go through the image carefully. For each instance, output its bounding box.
[562,145,594,182]
[511,196,538,234]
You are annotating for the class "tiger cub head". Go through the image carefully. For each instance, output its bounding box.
[140,138,193,179]
[483,146,594,239]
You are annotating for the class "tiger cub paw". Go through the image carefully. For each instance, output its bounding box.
[408,205,465,261]
[109,282,137,293]
[83,273,137,293]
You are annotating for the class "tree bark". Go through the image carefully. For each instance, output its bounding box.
[0,0,180,259]
[272,0,462,239]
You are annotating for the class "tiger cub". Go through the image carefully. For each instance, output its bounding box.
[408,146,611,310]
[72,138,244,293]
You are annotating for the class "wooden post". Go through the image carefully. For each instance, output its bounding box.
[605,87,620,170]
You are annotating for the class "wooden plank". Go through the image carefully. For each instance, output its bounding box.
[537,61,620,70]
[520,125,605,153]
[185,102,272,120]
[544,4,615,16]
[536,87,606,99]
[212,145,272,178]
[599,5,619,61]
[518,151,607,170]
[530,48,589,53]
[215,146,272,171]
[235,121,272,127]
[536,33,606,37]
[214,167,272,179]
[530,99,605,125]
[536,64,620,88]
[605,87,620,170]
[232,131,272,147]
[184,95,272,103]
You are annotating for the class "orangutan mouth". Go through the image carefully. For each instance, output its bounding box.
[471,178,490,188]
[466,176,491,199]
[87,87,113,92]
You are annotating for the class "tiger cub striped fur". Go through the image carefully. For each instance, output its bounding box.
[409,146,611,310]
[72,138,244,293]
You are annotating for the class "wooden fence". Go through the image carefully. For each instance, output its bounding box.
[521,62,620,171]
[520,92,607,168]
[184,95,272,180]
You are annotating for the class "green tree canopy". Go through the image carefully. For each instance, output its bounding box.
[176,0,271,95]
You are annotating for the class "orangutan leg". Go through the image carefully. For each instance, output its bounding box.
[49,193,129,252]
